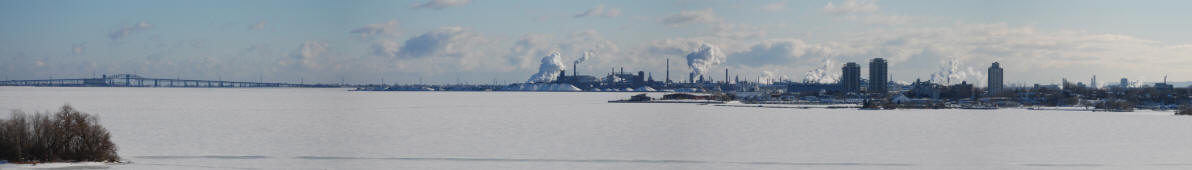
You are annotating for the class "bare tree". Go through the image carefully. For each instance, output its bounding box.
[0,105,119,162]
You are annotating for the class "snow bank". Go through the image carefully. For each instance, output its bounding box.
[634,86,656,92]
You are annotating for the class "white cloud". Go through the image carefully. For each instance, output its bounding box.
[410,0,471,10]
[823,0,878,15]
[507,34,551,69]
[661,9,720,26]
[732,39,807,66]
[351,20,400,40]
[108,21,153,40]
[294,40,328,69]
[761,2,787,12]
[249,21,266,31]
[72,42,86,55]
[397,26,477,58]
[574,4,621,18]
[505,30,620,71]
[349,20,407,59]
[283,40,344,72]
[371,40,401,58]
[859,14,911,25]
[822,0,909,25]
[386,26,516,74]
[239,44,274,58]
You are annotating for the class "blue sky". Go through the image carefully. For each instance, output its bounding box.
[3,0,1192,86]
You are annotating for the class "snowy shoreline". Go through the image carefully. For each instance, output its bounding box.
[0,162,119,169]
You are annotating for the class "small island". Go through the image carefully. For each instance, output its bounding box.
[0,105,120,166]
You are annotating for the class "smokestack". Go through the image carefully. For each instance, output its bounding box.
[573,50,592,77]
[666,58,670,84]
[725,68,729,85]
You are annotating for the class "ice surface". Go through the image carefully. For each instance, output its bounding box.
[1,87,1191,170]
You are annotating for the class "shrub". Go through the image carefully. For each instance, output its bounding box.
[1177,105,1192,116]
[0,105,119,162]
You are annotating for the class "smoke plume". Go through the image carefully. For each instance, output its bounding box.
[758,70,789,84]
[527,51,567,83]
[685,43,725,77]
[574,50,593,65]
[802,57,839,84]
[930,57,984,85]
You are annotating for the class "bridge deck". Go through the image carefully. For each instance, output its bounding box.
[1,76,320,88]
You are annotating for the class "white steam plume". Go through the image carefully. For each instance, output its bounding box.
[574,50,593,65]
[685,43,725,77]
[802,57,839,84]
[930,57,984,85]
[758,71,789,84]
[527,51,567,83]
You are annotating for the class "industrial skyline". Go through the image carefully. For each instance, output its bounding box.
[3,0,1192,85]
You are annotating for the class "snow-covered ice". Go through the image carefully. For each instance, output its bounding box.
[1,87,1191,169]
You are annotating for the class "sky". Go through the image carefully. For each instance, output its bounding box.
[3,0,1192,86]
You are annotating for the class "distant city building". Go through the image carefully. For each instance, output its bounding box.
[868,58,888,95]
[987,62,1003,94]
[841,62,861,93]
[1121,78,1128,88]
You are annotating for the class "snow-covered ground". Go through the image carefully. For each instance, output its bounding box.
[1,87,1191,169]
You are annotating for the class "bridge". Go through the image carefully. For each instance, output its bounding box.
[0,74,330,88]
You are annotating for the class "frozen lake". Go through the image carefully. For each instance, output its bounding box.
[2,87,1191,169]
